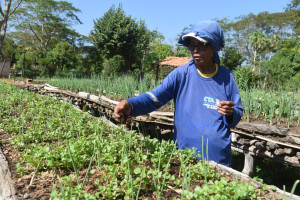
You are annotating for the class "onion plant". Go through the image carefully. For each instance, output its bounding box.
[276,93,285,124]
[269,93,277,125]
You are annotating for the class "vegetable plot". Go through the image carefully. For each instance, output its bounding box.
[44,76,299,127]
[0,82,292,199]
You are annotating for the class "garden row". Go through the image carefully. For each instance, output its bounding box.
[1,81,297,199]
[29,83,300,170]
[43,75,300,127]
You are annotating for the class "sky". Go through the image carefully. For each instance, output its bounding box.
[65,0,291,45]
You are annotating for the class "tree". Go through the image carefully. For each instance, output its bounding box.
[286,0,300,10]
[9,0,83,77]
[91,4,152,74]
[286,0,300,37]
[11,0,82,52]
[1,36,17,61]
[249,31,269,72]
[79,45,104,75]
[233,65,261,90]
[173,45,191,57]
[47,41,78,73]
[222,7,299,66]
[221,46,245,71]
[143,40,174,76]
[0,0,23,59]
[262,48,300,89]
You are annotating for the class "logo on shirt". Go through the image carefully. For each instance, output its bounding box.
[203,96,220,110]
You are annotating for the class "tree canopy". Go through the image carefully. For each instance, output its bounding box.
[0,0,23,59]
[91,4,152,74]
[11,0,82,52]
[2,0,298,89]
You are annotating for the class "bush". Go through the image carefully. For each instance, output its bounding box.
[102,55,124,76]
[262,48,300,90]
[233,65,261,90]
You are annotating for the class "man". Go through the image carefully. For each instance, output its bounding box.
[114,21,243,166]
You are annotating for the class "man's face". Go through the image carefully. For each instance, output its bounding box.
[188,38,214,65]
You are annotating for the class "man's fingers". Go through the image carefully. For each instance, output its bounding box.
[113,100,132,124]
[218,100,234,106]
[217,100,234,116]
[218,108,233,116]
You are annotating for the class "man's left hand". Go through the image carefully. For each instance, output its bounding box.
[217,101,234,116]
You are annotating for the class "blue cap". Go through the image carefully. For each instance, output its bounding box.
[178,21,225,64]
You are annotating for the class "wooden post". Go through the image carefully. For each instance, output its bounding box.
[22,51,25,77]
[0,146,17,200]
[0,60,5,77]
[140,50,146,80]
[242,153,255,177]
[155,64,159,84]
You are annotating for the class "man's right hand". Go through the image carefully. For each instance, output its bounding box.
[113,100,132,124]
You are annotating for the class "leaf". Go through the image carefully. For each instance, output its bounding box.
[134,167,141,174]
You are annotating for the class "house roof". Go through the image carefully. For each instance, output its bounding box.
[155,56,191,67]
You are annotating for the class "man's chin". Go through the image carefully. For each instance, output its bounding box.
[194,58,203,63]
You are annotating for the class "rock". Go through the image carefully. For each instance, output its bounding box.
[269,126,288,136]
[266,142,279,151]
[235,122,288,136]
[255,142,265,149]
[283,148,294,155]
[286,136,300,145]
[161,129,172,134]
[274,148,285,156]
[23,193,30,199]
[248,146,256,152]
[250,140,258,146]
[231,132,240,143]
[284,156,299,163]
[238,138,251,145]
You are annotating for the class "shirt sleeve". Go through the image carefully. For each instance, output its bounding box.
[127,69,178,116]
[223,72,243,128]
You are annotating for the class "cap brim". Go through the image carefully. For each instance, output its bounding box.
[182,32,208,44]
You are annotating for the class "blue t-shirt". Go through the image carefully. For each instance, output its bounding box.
[127,59,243,166]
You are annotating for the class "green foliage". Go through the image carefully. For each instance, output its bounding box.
[91,4,152,74]
[46,41,79,73]
[102,55,125,76]
[222,8,298,69]
[239,89,299,126]
[38,56,56,77]
[233,65,261,90]
[11,0,82,52]
[221,46,245,71]
[291,72,300,89]
[143,41,174,77]
[79,46,104,75]
[255,157,300,193]
[262,48,300,89]
[42,75,299,127]
[173,45,191,57]
[43,74,157,99]
[7,0,83,78]
[248,31,272,72]
[286,0,300,10]
[0,81,264,199]
[1,37,17,61]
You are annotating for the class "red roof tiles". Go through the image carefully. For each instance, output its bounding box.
[155,56,191,67]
